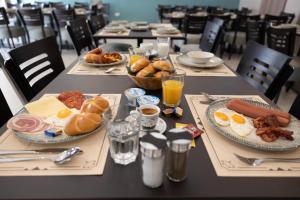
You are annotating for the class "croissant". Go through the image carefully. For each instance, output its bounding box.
[130,57,150,73]
[84,54,103,64]
[64,112,102,136]
[88,48,102,55]
[136,64,156,77]
[81,96,109,114]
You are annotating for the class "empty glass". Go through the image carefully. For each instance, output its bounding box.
[157,37,170,59]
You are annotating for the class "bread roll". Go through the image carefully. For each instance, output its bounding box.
[64,113,102,136]
[154,71,170,79]
[84,54,103,64]
[88,48,102,55]
[136,64,156,77]
[81,96,109,114]
[130,57,150,73]
[152,60,173,72]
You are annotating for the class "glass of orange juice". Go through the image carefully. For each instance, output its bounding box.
[128,47,145,65]
[162,69,185,107]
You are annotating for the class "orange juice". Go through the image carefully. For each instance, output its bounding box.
[130,55,143,65]
[162,80,184,107]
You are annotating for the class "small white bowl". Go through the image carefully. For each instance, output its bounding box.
[187,51,214,64]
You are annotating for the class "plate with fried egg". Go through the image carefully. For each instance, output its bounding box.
[206,99,300,151]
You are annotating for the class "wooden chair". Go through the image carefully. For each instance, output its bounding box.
[265,14,288,26]
[246,20,265,45]
[267,26,296,57]
[0,7,27,48]
[289,94,300,119]
[183,15,208,39]
[236,41,293,101]
[17,8,55,42]
[3,36,65,102]
[66,18,95,56]
[175,21,222,54]
[0,88,12,127]
[52,8,75,50]
[280,12,295,23]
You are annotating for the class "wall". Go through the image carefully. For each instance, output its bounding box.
[284,0,300,23]
[239,0,262,13]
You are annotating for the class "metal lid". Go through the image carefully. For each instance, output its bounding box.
[140,133,166,158]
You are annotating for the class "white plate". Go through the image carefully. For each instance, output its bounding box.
[140,118,167,137]
[132,21,148,26]
[104,28,127,33]
[81,54,127,67]
[176,54,224,68]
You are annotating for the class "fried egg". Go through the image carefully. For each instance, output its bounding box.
[46,108,79,127]
[213,108,232,126]
[230,113,253,137]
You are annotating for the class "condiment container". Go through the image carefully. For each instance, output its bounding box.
[140,133,167,188]
[137,95,160,106]
[124,88,146,107]
[166,131,192,182]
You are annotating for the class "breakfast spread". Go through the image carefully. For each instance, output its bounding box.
[210,99,294,143]
[8,91,110,138]
[84,47,122,64]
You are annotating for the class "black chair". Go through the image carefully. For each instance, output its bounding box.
[183,15,208,39]
[175,21,222,54]
[236,41,293,101]
[267,26,296,57]
[0,7,27,48]
[17,8,54,42]
[280,12,295,23]
[0,88,12,127]
[157,5,172,22]
[99,43,132,53]
[3,36,65,101]
[246,20,265,45]
[66,18,95,56]
[289,94,300,119]
[172,5,187,12]
[52,8,75,49]
[87,14,107,45]
[265,14,288,26]
[74,2,89,9]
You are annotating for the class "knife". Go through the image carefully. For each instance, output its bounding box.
[0,148,71,155]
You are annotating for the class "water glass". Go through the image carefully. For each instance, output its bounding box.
[128,47,145,65]
[162,69,185,107]
[157,37,170,59]
[107,119,139,165]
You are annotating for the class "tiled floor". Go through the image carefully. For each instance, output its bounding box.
[0,38,298,115]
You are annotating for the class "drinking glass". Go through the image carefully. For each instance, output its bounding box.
[128,47,145,65]
[162,69,185,107]
[157,37,170,59]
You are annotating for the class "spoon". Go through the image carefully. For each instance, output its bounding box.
[105,67,118,73]
[0,147,82,165]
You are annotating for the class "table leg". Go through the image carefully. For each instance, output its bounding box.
[137,38,143,47]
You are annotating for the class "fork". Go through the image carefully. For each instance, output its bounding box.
[234,153,300,166]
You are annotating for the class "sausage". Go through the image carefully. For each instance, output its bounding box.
[226,99,290,127]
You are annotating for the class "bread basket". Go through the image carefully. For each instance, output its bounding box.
[128,74,162,90]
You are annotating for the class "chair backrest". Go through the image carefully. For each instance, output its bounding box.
[87,14,106,34]
[74,2,89,9]
[236,41,292,100]
[17,8,44,26]
[233,14,261,32]
[265,14,288,26]
[66,18,95,56]
[246,20,265,45]
[4,36,65,101]
[212,17,224,27]
[267,26,296,56]
[199,21,222,53]
[280,12,295,23]
[99,43,132,53]
[52,8,75,28]
[0,88,12,127]
[172,5,187,12]
[289,94,300,119]
[184,15,208,35]
[0,7,9,25]
[49,2,63,8]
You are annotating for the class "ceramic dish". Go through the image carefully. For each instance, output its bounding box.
[206,99,300,151]
[13,95,109,144]
[157,27,180,34]
[104,27,126,33]
[81,54,127,67]
[176,54,224,68]
[140,117,167,136]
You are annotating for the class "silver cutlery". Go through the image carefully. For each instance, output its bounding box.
[0,147,82,164]
[105,67,120,73]
[234,153,300,167]
[0,148,71,155]
[199,92,228,104]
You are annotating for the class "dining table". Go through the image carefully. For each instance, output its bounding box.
[1,57,300,200]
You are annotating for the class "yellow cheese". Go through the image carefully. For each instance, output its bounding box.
[25,96,68,117]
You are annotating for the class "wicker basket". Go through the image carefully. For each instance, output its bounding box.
[128,74,162,90]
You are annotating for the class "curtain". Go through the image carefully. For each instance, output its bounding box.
[260,0,287,15]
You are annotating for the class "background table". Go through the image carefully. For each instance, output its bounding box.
[0,61,300,199]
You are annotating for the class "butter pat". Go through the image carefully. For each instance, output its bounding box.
[25,96,68,117]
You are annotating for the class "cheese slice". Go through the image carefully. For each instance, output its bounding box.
[25,96,68,118]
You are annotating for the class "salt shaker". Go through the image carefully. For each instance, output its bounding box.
[140,133,167,188]
[166,131,192,182]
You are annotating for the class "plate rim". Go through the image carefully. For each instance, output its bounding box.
[205,98,300,152]
[176,54,224,68]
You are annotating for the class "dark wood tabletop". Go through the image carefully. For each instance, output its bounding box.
[0,62,300,200]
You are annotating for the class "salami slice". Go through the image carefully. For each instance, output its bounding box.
[7,114,48,133]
